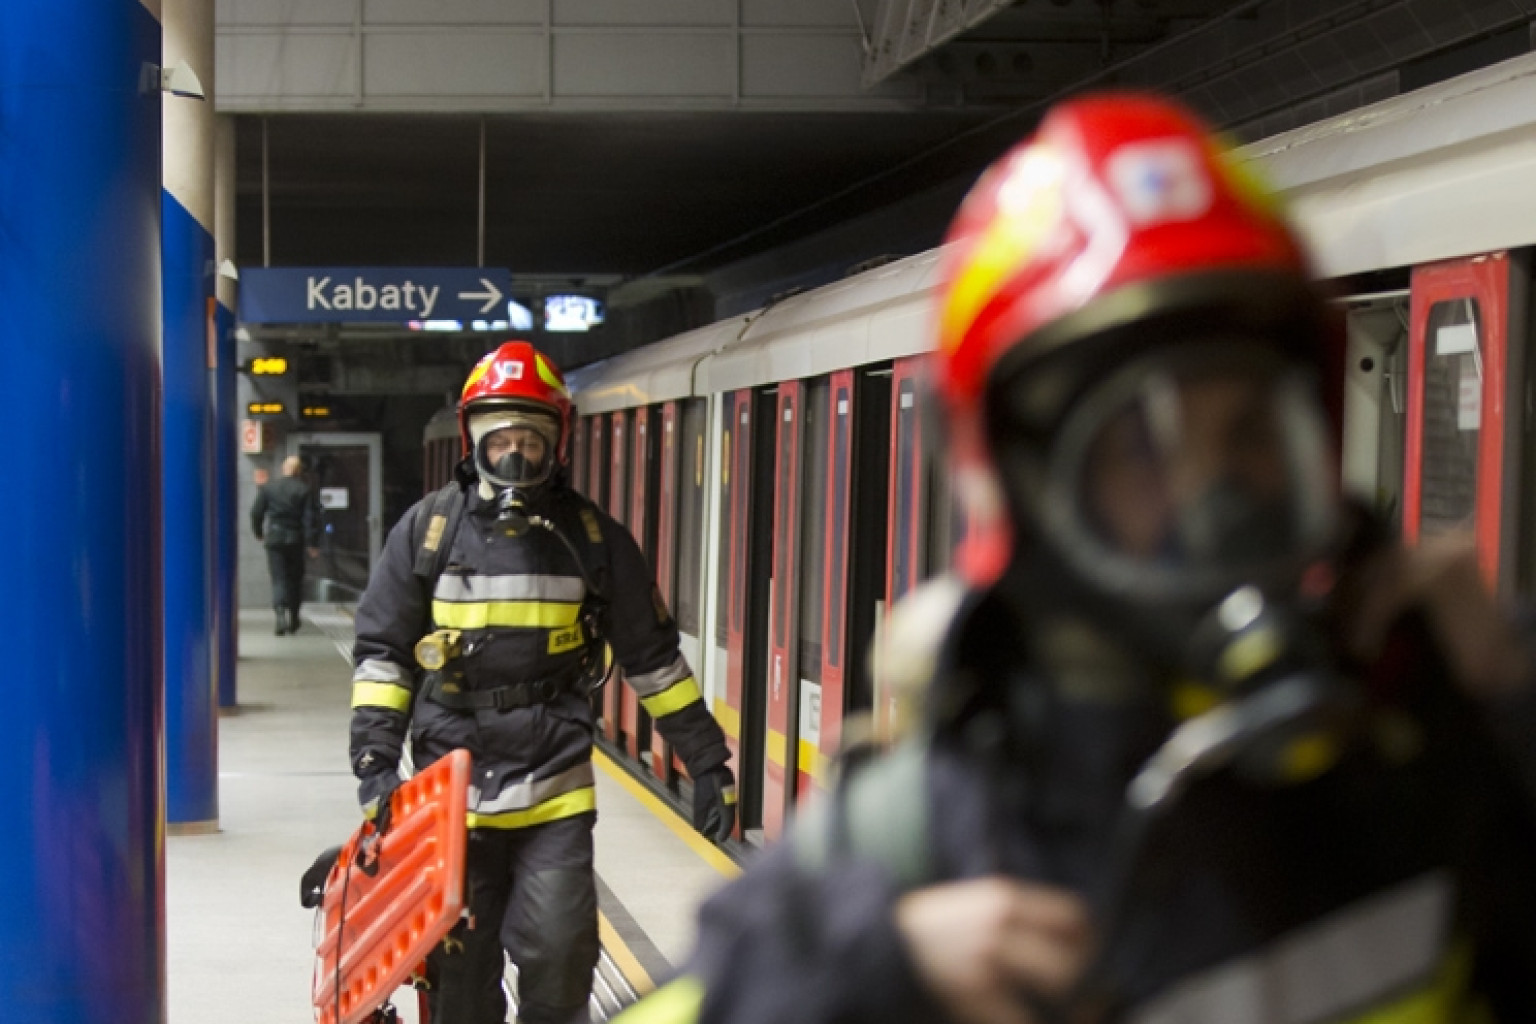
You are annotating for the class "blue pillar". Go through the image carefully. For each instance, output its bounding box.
[215,113,239,710]
[0,2,166,1021]
[215,300,238,709]
[163,0,218,827]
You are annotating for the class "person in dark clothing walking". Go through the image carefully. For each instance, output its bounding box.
[252,455,320,635]
[349,341,736,1024]
[617,93,1536,1024]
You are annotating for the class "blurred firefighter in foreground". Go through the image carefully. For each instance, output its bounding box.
[619,93,1536,1024]
[348,341,735,1024]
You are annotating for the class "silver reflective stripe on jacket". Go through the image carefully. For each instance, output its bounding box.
[434,573,585,604]
[1132,872,1454,1024]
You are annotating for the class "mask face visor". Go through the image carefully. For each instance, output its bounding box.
[471,409,560,490]
[1038,343,1337,603]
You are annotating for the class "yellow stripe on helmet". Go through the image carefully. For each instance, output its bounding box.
[940,147,1065,355]
[534,353,570,398]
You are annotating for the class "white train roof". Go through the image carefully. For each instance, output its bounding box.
[573,53,1536,409]
[1240,51,1536,279]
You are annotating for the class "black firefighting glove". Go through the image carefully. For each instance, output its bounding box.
[692,766,737,843]
[358,770,403,835]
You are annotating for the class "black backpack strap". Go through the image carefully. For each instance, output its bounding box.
[557,491,612,610]
[411,482,467,597]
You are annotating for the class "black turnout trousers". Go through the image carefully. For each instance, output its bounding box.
[427,813,599,1024]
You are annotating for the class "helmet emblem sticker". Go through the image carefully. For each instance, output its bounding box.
[1106,139,1213,227]
[491,359,525,388]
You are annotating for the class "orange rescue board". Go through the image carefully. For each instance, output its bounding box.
[313,749,470,1024]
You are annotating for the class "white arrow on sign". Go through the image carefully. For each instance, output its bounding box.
[458,277,504,315]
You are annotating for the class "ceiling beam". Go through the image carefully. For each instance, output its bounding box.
[862,0,1019,87]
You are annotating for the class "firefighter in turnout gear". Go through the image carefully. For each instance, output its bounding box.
[349,341,735,1024]
[617,94,1536,1024]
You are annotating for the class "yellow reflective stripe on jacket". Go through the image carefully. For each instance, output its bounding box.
[466,785,596,829]
[640,676,702,718]
[351,681,412,712]
[1344,942,1481,1024]
[432,599,582,630]
[611,976,703,1024]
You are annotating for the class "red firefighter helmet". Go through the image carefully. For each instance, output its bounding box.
[938,92,1319,412]
[936,93,1342,623]
[458,341,573,474]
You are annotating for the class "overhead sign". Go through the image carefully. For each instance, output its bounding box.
[239,267,511,324]
[249,356,288,375]
[544,294,605,333]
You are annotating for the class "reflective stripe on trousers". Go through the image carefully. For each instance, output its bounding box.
[468,761,597,830]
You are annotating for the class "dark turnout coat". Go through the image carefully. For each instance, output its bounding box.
[349,482,729,831]
[623,584,1536,1024]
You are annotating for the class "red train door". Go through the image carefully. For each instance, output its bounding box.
[586,415,608,510]
[718,390,755,833]
[622,406,657,761]
[1404,253,1522,592]
[652,401,681,783]
[797,371,857,798]
[886,357,928,607]
[763,382,805,840]
[605,413,630,745]
[881,357,929,736]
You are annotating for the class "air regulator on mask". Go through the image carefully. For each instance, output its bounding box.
[1132,584,1361,813]
[491,451,538,536]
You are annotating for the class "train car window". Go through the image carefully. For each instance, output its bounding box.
[1420,299,1483,537]
[893,378,918,600]
[716,393,737,647]
[774,393,797,651]
[799,380,830,678]
[677,398,707,637]
[828,382,851,670]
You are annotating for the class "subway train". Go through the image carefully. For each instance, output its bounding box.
[425,54,1536,844]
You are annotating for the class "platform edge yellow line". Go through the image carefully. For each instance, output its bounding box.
[599,910,655,996]
[592,748,741,879]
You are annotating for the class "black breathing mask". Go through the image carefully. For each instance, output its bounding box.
[492,452,537,536]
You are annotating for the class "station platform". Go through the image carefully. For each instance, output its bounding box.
[166,607,736,1023]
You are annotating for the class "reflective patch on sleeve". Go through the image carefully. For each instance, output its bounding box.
[640,676,702,718]
[351,681,412,712]
[611,976,704,1024]
[548,621,586,654]
[579,507,603,544]
[422,514,447,553]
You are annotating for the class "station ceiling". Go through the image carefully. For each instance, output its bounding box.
[235,0,1536,289]
[232,0,1536,388]
[233,109,995,277]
